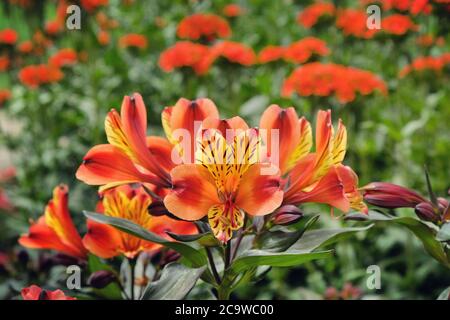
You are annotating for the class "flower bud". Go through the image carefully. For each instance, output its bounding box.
[88,270,117,289]
[438,197,449,213]
[362,182,426,209]
[414,202,439,223]
[272,205,303,226]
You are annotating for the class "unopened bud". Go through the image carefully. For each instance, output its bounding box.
[414,202,439,222]
[161,250,181,266]
[437,197,449,213]
[87,270,117,289]
[362,182,426,209]
[272,205,303,226]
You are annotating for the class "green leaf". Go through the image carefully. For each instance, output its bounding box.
[83,211,207,267]
[166,231,220,247]
[256,215,320,252]
[229,249,333,274]
[436,223,450,242]
[290,224,373,252]
[87,254,122,300]
[346,211,450,268]
[437,287,450,300]
[140,263,206,300]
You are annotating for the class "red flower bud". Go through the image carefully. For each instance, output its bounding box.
[88,270,117,289]
[362,182,426,209]
[414,202,439,222]
[272,205,303,225]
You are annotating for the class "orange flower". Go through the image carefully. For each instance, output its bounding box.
[0,89,11,106]
[381,14,418,35]
[45,20,63,35]
[336,9,378,39]
[83,185,197,259]
[18,40,33,54]
[97,30,110,46]
[76,93,174,190]
[80,0,108,12]
[164,126,283,243]
[21,285,76,300]
[18,64,63,88]
[281,62,387,103]
[177,13,231,40]
[19,185,88,260]
[283,37,330,63]
[162,98,219,164]
[212,41,257,66]
[297,2,335,28]
[258,46,286,63]
[49,48,78,68]
[159,41,211,75]
[223,4,244,17]
[0,28,18,45]
[260,107,367,213]
[399,53,450,77]
[118,33,148,49]
[0,55,10,71]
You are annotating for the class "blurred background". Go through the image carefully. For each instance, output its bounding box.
[0,0,449,299]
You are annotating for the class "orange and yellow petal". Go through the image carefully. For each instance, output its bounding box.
[83,219,122,259]
[164,164,220,221]
[208,204,244,243]
[235,163,283,216]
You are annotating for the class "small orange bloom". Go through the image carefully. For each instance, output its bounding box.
[223,4,244,17]
[76,93,174,190]
[49,48,78,68]
[18,40,33,54]
[21,285,76,300]
[118,33,148,49]
[297,2,335,28]
[177,13,231,40]
[258,46,286,63]
[45,20,63,35]
[336,9,378,39]
[212,41,257,66]
[80,0,108,12]
[18,64,63,88]
[399,53,450,77]
[159,41,211,75]
[19,185,88,260]
[83,185,197,259]
[283,37,330,64]
[381,14,418,35]
[0,28,18,45]
[0,55,10,71]
[0,89,12,106]
[97,30,110,46]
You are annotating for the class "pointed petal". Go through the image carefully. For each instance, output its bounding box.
[285,117,313,173]
[146,136,176,172]
[164,164,219,220]
[208,204,244,243]
[331,120,347,165]
[235,163,283,216]
[311,110,333,182]
[83,219,122,259]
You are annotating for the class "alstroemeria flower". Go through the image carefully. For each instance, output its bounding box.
[21,285,76,300]
[260,106,367,213]
[83,185,197,259]
[162,98,220,164]
[19,185,88,260]
[76,93,174,190]
[164,127,283,243]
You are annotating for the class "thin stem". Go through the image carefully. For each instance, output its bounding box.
[224,241,231,270]
[128,257,137,300]
[231,216,248,261]
[206,247,222,285]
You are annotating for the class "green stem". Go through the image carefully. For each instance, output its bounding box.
[224,241,231,270]
[128,257,137,300]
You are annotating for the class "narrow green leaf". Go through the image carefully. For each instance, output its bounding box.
[141,263,206,300]
[83,211,207,267]
[166,231,220,247]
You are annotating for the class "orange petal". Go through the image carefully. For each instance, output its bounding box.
[311,110,333,182]
[76,144,163,189]
[259,105,300,174]
[235,163,284,216]
[331,120,347,165]
[83,219,122,259]
[286,167,350,212]
[146,136,176,172]
[164,164,219,220]
[202,116,249,143]
[284,153,316,201]
[336,165,367,213]
[285,117,313,173]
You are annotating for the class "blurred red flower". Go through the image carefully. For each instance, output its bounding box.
[49,48,78,68]
[18,40,33,54]
[80,0,108,12]
[282,62,387,103]
[0,89,12,107]
[382,14,418,35]
[0,55,10,71]
[258,45,286,63]
[45,20,63,36]
[159,41,211,75]
[223,4,244,17]
[212,41,257,66]
[0,28,18,45]
[283,37,330,63]
[21,285,76,300]
[18,64,64,88]
[177,13,231,40]
[399,53,450,77]
[97,30,110,46]
[297,2,335,28]
[336,9,378,39]
[118,33,148,49]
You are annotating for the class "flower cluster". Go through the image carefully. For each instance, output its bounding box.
[18,64,64,88]
[282,62,388,103]
[399,53,450,77]
[118,33,148,49]
[297,2,335,28]
[176,13,232,40]
[259,37,330,64]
